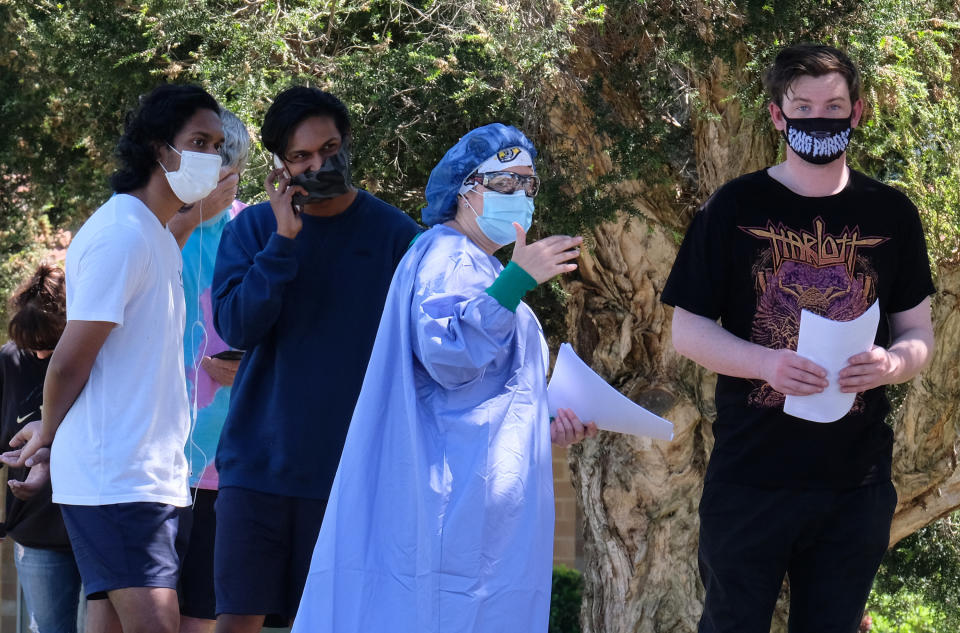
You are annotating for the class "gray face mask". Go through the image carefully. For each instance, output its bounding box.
[290,142,353,206]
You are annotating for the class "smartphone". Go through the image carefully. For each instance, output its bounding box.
[273,154,291,179]
[211,350,244,362]
[273,153,302,215]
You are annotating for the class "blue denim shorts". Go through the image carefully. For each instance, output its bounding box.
[60,502,187,598]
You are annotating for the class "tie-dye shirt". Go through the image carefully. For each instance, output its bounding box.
[182,199,247,490]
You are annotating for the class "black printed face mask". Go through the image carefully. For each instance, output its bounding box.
[781,115,853,165]
[290,143,353,206]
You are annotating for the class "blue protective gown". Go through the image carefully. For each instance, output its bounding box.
[292,224,555,633]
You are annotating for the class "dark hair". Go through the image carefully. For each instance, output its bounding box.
[764,44,861,107]
[7,263,67,351]
[261,87,351,157]
[110,84,220,193]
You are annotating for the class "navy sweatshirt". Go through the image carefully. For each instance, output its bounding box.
[211,190,420,499]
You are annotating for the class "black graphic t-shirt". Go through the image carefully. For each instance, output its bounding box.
[661,168,935,489]
[0,341,71,550]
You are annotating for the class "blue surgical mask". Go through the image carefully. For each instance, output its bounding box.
[469,190,534,246]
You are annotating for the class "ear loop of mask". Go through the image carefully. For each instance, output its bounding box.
[459,184,481,220]
[186,199,211,509]
[158,144,181,175]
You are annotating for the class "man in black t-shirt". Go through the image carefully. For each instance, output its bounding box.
[662,44,935,633]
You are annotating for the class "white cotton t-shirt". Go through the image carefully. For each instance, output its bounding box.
[51,194,191,507]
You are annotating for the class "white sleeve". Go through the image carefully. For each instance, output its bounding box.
[67,226,149,325]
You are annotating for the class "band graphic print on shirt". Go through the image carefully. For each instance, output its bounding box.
[738,217,887,410]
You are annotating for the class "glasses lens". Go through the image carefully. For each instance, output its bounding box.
[483,173,520,194]
[481,172,540,197]
[525,175,540,197]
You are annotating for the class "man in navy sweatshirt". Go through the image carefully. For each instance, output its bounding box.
[210,87,420,632]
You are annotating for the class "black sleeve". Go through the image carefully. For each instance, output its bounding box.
[888,201,936,313]
[661,194,733,320]
[0,353,11,450]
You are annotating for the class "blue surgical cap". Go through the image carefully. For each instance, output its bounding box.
[421,123,537,226]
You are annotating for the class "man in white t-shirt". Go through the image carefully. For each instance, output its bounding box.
[2,84,225,633]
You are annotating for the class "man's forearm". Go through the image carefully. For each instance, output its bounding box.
[39,320,115,446]
[887,326,934,384]
[39,361,90,445]
[672,307,769,380]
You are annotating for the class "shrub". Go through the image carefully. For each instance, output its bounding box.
[550,564,583,633]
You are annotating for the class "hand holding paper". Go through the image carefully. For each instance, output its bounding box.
[550,408,599,447]
[838,345,901,393]
[547,344,674,441]
[783,300,880,423]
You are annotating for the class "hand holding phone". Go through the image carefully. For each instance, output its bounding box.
[273,153,291,179]
[265,154,305,239]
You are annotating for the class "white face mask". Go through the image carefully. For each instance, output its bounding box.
[158,145,222,204]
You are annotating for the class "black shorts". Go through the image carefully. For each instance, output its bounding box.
[214,486,327,623]
[178,488,217,620]
[697,480,897,633]
[60,502,187,599]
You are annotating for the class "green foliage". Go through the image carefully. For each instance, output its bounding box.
[0,0,590,220]
[3,0,960,319]
[0,0,159,223]
[868,513,960,630]
[868,590,947,633]
[6,1,960,252]
[0,0,590,326]
[550,564,583,633]
[563,0,960,260]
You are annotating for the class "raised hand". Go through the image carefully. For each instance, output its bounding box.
[201,170,240,221]
[265,168,306,239]
[510,223,582,284]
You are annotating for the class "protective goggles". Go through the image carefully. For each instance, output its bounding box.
[463,171,540,197]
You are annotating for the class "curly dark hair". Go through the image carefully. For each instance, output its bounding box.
[110,84,220,193]
[7,262,67,351]
[261,87,351,158]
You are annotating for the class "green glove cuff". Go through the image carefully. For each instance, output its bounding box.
[485,261,537,312]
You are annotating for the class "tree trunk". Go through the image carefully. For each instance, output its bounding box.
[546,50,960,633]
[890,260,960,544]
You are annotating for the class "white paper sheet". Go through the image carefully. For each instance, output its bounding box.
[547,343,674,441]
[783,300,880,423]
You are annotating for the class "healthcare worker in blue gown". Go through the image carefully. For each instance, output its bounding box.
[292,123,597,633]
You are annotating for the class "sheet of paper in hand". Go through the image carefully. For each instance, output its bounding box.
[547,343,674,440]
[784,300,881,423]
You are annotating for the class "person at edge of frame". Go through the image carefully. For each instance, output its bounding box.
[1,263,86,633]
[661,43,935,633]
